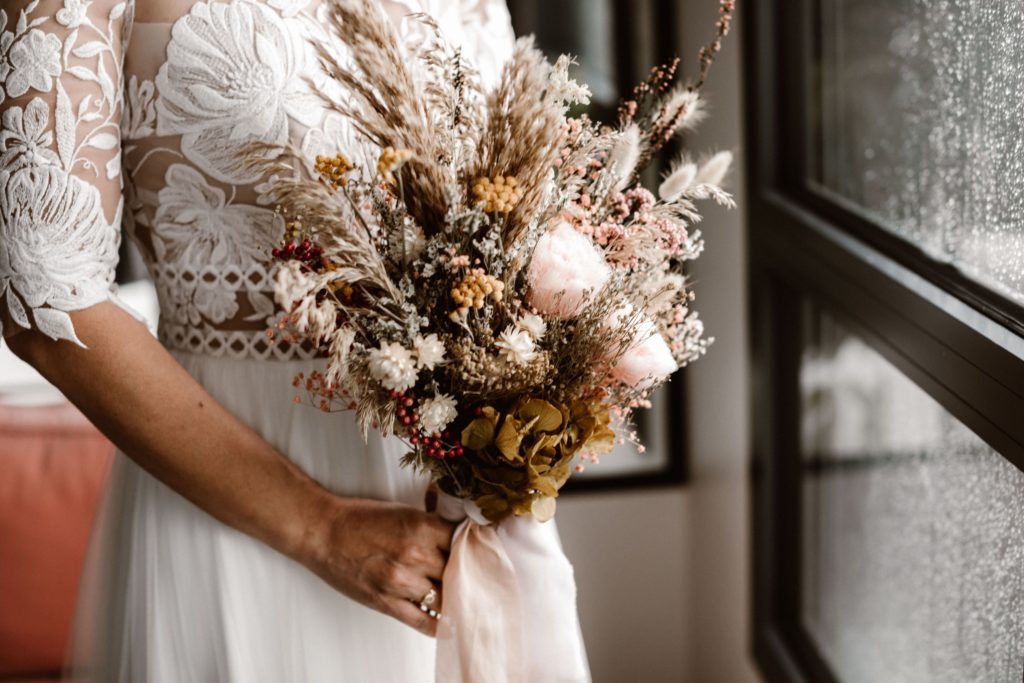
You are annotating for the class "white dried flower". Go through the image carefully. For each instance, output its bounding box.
[418,393,458,435]
[695,151,733,187]
[367,342,418,392]
[495,326,537,365]
[608,124,641,192]
[413,333,446,370]
[516,312,547,340]
[658,159,698,201]
[550,55,592,106]
[274,260,316,310]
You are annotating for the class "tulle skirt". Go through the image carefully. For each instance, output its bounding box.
[68,352,436,682]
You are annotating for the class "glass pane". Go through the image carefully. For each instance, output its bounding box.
[800,309,1024,682]
[814,1,1024,302]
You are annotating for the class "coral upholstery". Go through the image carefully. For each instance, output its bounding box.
[0,402,113,681]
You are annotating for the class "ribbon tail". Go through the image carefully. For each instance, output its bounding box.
[437,519,525,683]
[499,516,591,682]
[434,493,591,683]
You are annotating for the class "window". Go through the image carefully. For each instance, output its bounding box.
[747,0,1024,680]
[813,0,1024,303]
[801,308,1024,681]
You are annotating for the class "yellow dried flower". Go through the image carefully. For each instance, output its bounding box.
[315,153,355,188]
[377,146,413,184]
[448,271,505,321]
[472,175,524,214]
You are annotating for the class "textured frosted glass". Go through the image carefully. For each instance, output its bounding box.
[800,312,1024,682]
[817,0,1024,302]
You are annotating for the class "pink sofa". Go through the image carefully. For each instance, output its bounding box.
[0,402,113,682]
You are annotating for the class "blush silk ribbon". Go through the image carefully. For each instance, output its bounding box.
[435,492,591,683]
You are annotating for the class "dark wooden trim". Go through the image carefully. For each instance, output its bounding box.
[755,194,1024,468]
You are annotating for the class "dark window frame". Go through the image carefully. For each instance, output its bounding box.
[744,0,1024,680]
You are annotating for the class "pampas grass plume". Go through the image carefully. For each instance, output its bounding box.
[694,150,732,187]
[608,124,641,192]
[659,159,698,201]
[660,87,705,134]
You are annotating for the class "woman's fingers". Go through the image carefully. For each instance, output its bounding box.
[424,515,456,551]
[415,544,447,581]
[384,594,441,637]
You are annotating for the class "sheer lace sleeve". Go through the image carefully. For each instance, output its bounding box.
[0,0,131,345]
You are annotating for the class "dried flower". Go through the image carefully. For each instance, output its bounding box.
[495,326,538,365]
[549,55,592,106]
[656,87,704,135]
[315,152,355,188]
[527,220,611,318]
[659,159,698,201]
[471,175,524,213]
[516,312,547,340]
[256,0,736,523]
[368,342,419,392]
[608,124,641,192]
[450,270,505,320]
[609,317,679,389]
[377,146,413,184]
[695,150,732,187]
[414,333,446,370]
[418,393,458,435]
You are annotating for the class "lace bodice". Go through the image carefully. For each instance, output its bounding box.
[0,0,514,358]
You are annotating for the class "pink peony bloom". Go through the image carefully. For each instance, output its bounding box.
[610,317,678,389]
[527,220,611,318]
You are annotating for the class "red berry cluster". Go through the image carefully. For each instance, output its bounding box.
[392,391,420,429]
[390,390,464,459]
[272,239,325,270]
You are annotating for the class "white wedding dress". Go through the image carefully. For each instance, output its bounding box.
[0,0,520,680]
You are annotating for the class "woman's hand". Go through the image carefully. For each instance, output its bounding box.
[301,496,455,636]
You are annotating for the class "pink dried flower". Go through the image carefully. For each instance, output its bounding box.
[527,220,611,318]
[610,317,679,389]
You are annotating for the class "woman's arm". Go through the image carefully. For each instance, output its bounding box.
[5,302,451,635]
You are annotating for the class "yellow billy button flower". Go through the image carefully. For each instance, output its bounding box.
[449,271,505,321]
[377,146,413,184]
[471,175,524,214]
[315,153,355,188]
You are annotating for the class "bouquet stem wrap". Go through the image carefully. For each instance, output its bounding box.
[435,492,591,683]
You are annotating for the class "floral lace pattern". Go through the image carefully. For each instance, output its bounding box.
[0,0,129,345]
[0,0,514,356]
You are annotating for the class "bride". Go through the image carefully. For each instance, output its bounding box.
[0,0,530,680]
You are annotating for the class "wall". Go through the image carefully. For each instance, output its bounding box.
[556,2,760,681]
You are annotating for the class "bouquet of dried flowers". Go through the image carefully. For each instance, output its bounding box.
[251,0,735,524]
